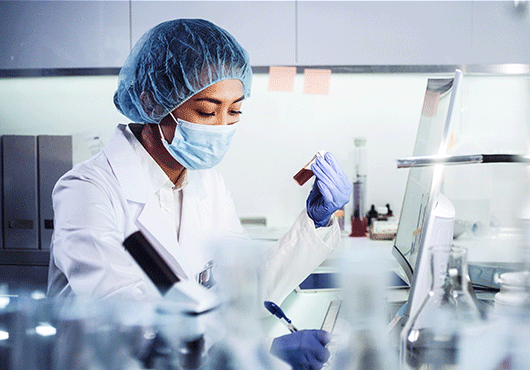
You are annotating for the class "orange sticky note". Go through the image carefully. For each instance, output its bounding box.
[447,132,455,151]
[268,66,296,92]
[303,68,331,95]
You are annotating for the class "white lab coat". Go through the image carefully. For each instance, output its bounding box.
[48,124,340,306]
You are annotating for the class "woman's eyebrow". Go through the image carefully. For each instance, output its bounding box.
[193,95,245,105]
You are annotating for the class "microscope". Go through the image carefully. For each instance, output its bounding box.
[123,231,220,370]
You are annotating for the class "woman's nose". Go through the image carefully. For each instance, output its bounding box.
[217,114,230,126]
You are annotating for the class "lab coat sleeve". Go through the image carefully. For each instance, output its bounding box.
[260,211,340,308]
[49,161,160,301]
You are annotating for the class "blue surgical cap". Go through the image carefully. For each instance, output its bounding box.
[114,19,252,124]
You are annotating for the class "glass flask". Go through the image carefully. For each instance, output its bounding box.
[400,245,482,370]
[52,297,142,370]
[329,248,398,370]
[0,289,57,370]
[204,237,280,370]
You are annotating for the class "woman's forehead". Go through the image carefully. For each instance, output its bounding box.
[192,79,244,102]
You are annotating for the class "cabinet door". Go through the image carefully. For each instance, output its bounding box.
[469,1,530,65]
[131,1,296,66]
[2,136,38,250]
[298,1,530,66]
[38,136,72,251]
[0,1,129,69]
[297,1,474,65]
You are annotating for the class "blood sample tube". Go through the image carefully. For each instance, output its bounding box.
[293,150,327,186]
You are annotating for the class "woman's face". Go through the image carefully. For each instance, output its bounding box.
[174,79,245,126]
[158,79,244,142]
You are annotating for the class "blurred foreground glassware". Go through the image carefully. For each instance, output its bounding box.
[53,297,142,370]
[0,288,57,370]
[400,246,481,370]
[329,248,397,370]
[205,237,281,370]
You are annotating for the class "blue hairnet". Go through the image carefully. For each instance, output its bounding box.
[114,19,252,124]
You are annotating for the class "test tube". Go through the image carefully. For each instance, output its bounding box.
[293,150,327,186]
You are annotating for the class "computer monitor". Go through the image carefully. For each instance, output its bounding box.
[392,70,463,285]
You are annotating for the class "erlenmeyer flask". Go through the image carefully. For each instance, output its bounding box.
[401,245,481,370]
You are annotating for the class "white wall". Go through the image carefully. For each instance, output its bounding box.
[1,72,529,229]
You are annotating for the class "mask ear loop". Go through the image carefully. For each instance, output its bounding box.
[157,123,167,144]
[159,110,179,142]
[169,111,179,125]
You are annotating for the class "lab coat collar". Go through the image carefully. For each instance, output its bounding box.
[136,193,190,280]
[103,124,149,204]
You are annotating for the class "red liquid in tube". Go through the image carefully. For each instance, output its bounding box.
[293,168,314,186]
[293,150,327,186]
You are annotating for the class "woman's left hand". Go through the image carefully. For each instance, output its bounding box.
[306,152,352,228]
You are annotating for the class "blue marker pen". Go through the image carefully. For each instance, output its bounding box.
[264,301,298,333]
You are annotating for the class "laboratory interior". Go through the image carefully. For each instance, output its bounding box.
[2,1,530,369]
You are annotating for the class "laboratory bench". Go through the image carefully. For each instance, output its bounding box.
[261,235,409,339]
[260,234,499,368]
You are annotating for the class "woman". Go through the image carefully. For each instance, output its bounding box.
[47,19,351,369]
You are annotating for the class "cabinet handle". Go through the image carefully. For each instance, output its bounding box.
[8,219,34,229]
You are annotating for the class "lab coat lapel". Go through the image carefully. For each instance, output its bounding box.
[136,194,191,280]
[104,125,148,203]
[104,124,191,280]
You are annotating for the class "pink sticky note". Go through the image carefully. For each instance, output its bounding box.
[421,90,440,117]
[303,68,331,95]
[268,66,296,92]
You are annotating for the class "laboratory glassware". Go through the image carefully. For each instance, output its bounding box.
[350,138,367,237]
[329,248,397,370]
[293,150,326,186]
[400,245,481,370]
[53,297,141,370]
[205,237,280,370]
[353,138,367,221]
[0,288,58,370]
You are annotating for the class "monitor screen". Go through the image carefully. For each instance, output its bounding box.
[392,70,463,284]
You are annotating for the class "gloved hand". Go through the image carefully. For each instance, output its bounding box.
[270,330,331,370]
[306,152,352,228]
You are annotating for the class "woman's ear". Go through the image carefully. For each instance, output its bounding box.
[139,91,156,115]
[140,91,168,121]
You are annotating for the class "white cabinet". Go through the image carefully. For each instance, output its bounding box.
[297,1,473,66]
[469,1,530,65]
[130,1,296,66]
[2,1,530,70]
[297,1,530,66]
[0,1,130,69]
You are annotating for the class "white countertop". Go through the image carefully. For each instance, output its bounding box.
[261,235,409,338]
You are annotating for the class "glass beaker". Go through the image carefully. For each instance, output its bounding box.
[53,297,141,370]
[204,237,280,370]
[400,245,481,370]
[329,248,398,370]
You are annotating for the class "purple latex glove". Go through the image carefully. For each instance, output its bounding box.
[306,152,352,228]
[270,329,331,370]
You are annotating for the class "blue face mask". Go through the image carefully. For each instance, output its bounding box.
[159,113,238,170]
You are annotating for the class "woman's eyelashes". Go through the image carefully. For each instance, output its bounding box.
[197,110,215,117]
[195,110,242,117]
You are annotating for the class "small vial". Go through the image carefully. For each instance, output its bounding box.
[293,150,327,186]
